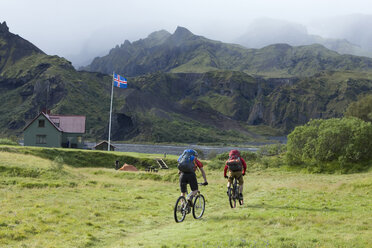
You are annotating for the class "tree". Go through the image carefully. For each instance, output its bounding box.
[286,117,372,172]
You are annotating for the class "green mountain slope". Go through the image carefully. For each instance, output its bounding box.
[0,21,44,72]
[109,71,270,142]
[0,23,273,142]
[108,71,372,141]
[83,27,372,78]
[0,51,112,138]
[1,22,372,143]
[0,21,113,137]
[249,71,372,130]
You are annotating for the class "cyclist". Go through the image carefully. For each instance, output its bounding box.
[178,149,208,206]
[224,149,247,201]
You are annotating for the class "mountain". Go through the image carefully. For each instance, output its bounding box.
[249,71,372,130]
[109,70,372,140]
[309,14,372,55]
[0,22,113,138]
[0,21,44,71]
[83,26,372,78]
[2,22,372,143]
[0,23,276,143]
[235,18,369,57]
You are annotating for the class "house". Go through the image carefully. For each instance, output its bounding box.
[93,141,116,151]
[23,112,86,148]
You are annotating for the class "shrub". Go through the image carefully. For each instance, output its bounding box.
[0,138,19,146]
[258,144,286,156]
[51,156,64,171]
[207,151,218,160]
[286,117,372,172]
[206,160,225,170]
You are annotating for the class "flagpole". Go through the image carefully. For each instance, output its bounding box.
[108,72,115,151]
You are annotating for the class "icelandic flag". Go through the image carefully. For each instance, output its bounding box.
[113,73,127,88]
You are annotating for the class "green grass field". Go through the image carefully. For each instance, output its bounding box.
[0,150,371,247]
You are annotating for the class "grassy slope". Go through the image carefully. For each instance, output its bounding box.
[0,53,112,138]
[0,149,371,247]
[0,145,178,169]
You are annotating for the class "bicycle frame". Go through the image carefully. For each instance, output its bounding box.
[174,183,206,222]
[228,177,242,208]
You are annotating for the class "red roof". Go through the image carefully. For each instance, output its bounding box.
[48,115,86,133]
[23,112,86,134]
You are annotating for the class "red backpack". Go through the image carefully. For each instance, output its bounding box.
[226,150,242,171]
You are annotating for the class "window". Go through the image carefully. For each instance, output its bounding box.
[38,120,45,127]
[36,135,46,144]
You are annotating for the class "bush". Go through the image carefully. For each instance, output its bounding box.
[207,151,218,160]
[0,138,19,146]
[206,160,225,170]
[286,117,372,172]
[258,144,286,156]
[51,156,64,171]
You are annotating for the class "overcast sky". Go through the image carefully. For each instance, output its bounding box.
[2,0,372,66]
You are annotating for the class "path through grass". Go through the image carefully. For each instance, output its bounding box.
[0,151,371,247]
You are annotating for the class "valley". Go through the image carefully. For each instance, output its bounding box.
[0,147,371,247]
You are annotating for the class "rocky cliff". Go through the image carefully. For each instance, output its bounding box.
[1,23,372,143]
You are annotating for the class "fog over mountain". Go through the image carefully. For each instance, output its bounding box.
[2,0,372,67]
[73,14,372,67]
[309,14,372,52]
[236,19,312,48]
[235,18,370,58]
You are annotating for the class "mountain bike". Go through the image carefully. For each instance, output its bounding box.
[174,183,206,223]
[228,177,243,208]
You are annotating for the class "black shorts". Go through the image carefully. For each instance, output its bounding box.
[179,172,198,193]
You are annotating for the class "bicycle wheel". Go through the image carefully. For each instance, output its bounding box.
[239,196,244,205]
[237,187,243,205]
[174,196,187,223]
[228,186,236,208]
[192,194,205,219]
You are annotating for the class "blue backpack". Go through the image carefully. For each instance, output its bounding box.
[177,149,196,173]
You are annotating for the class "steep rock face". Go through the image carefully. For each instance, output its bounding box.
[0,23,112,137]
[247,102,264,125]
[250,72,372,131]
[0,21,44,72]
[59,68,367,141]
[108,70,372,140]
[2,22,372,142]
[106,112,138,141]
[103,71,264,141]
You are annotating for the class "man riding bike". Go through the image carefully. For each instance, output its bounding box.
[178,149,208,206]
[224,149,247,201]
